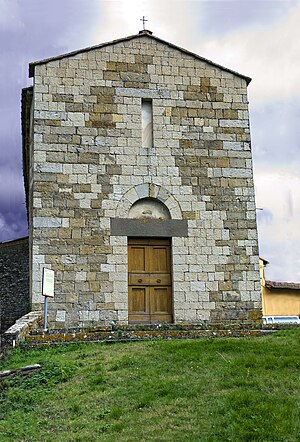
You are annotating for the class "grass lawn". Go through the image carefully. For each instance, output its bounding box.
[0,329,299,441]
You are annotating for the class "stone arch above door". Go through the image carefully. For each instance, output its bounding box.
[128,198,171,220]
[116,184,182,219]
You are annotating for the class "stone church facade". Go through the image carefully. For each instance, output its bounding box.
[22,30,261,328]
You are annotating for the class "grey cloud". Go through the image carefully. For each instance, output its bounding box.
[251,100,300,167]
[256,208,274,225]
[191,0,297,38]
[0,173,27,243]
[260,237,300,282]
[0,210,28,243]
[0,0,102,244]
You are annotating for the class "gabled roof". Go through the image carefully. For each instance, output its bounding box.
[259,257,269,265]
[29,30,251,84]
[265,280,300,290]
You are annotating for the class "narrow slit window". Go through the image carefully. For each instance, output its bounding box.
[142,99,153,148]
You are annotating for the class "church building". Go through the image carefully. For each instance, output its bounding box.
[22,29,261,328]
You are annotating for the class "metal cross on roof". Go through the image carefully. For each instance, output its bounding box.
[140,16,148,30]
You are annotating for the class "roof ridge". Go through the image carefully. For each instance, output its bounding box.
[265,279,300,289]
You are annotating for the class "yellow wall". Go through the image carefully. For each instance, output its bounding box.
[260,259,300,316]
[262,287,300,316]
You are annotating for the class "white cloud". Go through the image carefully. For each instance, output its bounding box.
[255,167,300,229]
[255,167,300,281]
[90,0,193,46]
[89,1,300,104]
[194,1,300,102]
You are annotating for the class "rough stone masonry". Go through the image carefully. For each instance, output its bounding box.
[0,237,30,334]
[22,30,261,328]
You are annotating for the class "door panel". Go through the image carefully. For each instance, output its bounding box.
[148,274,171,285]
[150,286,172,315]
[128,274,150,285]
[150,246,170,273]
[128,286,149,322]
[128,238,172,324]
[129,246,147,273]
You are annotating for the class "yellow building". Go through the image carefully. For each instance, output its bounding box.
[260,258,300,317]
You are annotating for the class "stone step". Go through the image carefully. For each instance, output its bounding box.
[24,323,276,346]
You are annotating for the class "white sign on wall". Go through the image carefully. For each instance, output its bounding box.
[42,268,55,298]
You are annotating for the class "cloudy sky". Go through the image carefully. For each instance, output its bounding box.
[1,0,299,281]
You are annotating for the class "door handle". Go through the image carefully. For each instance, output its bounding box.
[138,279,142,283]
[157,279,161,283]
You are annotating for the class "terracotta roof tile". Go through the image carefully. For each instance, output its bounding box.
[265,280,300,290]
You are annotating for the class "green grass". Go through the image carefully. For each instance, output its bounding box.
[0,329,299,441]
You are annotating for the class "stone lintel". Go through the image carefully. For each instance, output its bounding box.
[110,218,188,237]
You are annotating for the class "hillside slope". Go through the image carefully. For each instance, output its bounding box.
[0,330,299,441]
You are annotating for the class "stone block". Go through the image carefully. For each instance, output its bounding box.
[33,217,62,228]
[79,310,100,321]
[55,310,66,322]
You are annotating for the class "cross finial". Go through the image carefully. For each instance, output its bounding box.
[140,16,148,31]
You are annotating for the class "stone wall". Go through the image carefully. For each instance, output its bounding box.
[27,32,261,328]
[0,237,30,334]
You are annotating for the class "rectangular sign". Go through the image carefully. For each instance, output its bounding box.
[42,268,55,298]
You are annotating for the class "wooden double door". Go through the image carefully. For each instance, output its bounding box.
[128,238,172,324]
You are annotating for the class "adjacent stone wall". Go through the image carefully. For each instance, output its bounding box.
[28,33,261,328]
[2,311,42,349]
[0,237,30,334]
